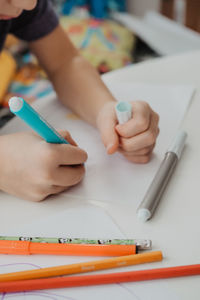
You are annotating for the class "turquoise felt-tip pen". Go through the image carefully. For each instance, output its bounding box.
[9,97,69,144]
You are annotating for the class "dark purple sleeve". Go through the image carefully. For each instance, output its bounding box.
[10,0,59,42]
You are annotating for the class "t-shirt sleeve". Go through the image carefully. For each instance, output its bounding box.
[10,0,59,42]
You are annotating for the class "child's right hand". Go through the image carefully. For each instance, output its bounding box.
[0,131,87,201]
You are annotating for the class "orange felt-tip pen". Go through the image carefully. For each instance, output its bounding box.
[0,240,137,256]
[0,251,162,282]
[0,264,199,293]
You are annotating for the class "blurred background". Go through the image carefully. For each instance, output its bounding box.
[0,0,200,125]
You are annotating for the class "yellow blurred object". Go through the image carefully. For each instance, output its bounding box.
[5,35,19,49]
[0,51,16,104]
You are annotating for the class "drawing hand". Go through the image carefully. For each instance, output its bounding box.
[0,131,87,201]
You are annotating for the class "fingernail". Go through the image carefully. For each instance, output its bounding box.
[106,143,114,153]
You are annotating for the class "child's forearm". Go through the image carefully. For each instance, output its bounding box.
[48,55,116,127]
[29,25,115,126]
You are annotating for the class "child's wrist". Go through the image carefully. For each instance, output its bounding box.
[96,101,116,129]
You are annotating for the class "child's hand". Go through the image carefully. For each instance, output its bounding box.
[0,131,87,201]
[97,101,159,163]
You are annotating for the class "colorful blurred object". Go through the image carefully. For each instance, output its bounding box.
[52,0,126,18]
[60,16,134,72]
[2,60,55,108]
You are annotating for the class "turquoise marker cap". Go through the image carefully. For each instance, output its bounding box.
[115,101,132,124]
[9,97,68,144]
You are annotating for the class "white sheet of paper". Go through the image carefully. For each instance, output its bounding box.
[0,204,181,300]
[1,83,194,209]
[0,83,194,208]
[58,83,194,207]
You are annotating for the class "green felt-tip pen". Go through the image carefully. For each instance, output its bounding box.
[0,236,151,250]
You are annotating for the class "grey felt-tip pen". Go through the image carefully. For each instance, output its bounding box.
[137,131,187,222]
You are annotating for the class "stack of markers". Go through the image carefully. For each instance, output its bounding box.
[0,235,199,293]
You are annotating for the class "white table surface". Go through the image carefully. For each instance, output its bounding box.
[102,50,200,299]
[0,50,200,299]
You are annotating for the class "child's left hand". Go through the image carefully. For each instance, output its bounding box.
[97,101,159,164]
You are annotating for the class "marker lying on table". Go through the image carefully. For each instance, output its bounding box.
[9,97,69,144]
[0,240,137,256]
[137,131,187,222]
[1,263,200,293]
[0,251,162,282]
[0,236,152,250]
